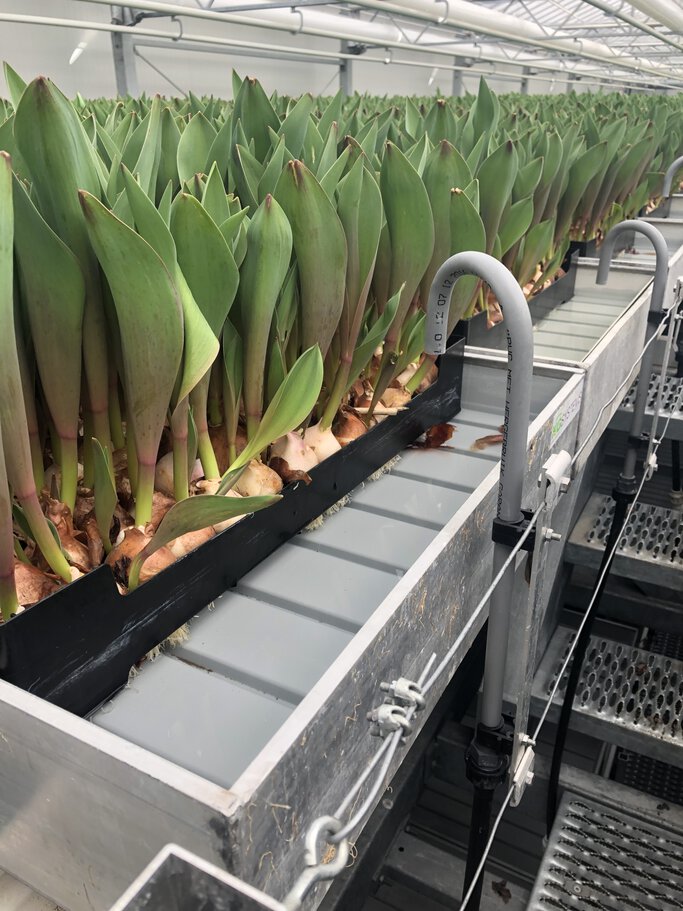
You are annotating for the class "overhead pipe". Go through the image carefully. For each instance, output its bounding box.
[567,0,683,58]
[426,252,533,911]
[71,0,683,85]
[351,0,683,81]
[1,11,665,92]
[546,221,670,833]
[1,13,638,91]
[620,0,683,35]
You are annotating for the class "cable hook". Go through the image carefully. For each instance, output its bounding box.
[282,817,350,910]
[171,15,183,41]
[290,7,304,34]
[435,0,450,24]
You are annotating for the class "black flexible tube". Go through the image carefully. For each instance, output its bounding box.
[462,785,495,908]
[674,344,683,496]
[545,491,630,834]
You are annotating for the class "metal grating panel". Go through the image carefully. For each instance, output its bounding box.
[527,793,683,911]
[566,493,683,588]
[651,631,683,661]
[531,627,683,765]
[614,749,683,807]
[586,496,683,567]
[613,372,683,441]
[621,373,683,418]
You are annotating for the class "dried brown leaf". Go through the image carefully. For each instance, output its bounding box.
[269,456,312,486]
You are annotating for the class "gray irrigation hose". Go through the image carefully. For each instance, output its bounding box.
[662,154,683,199]
[597,220,668,478]
[426,252,533,729]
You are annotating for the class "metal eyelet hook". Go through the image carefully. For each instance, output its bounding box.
[291,7,304,34]
[171,15,183,41]
[435,0,450,24]
[283,817,350,910]
[304,816,349,873]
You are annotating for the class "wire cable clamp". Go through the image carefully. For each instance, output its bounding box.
[367,703,413,740]
[379,676,426,710]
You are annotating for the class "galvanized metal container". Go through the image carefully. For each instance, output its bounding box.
[0,354,583,911]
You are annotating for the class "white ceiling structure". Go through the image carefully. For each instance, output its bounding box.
[1,0,683,94]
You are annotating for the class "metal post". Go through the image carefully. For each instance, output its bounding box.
[110,5,139,95]
[340,40,352,97]
[520,65,531,94]
[426,252,534,910]
[546,220,670,832]
[452,55,470,96]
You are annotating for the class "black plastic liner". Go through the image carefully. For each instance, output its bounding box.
[0,338,465,717]
[456,250,579,350]
[569,228,636,260]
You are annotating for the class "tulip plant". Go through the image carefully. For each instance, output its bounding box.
[0,62,680,620]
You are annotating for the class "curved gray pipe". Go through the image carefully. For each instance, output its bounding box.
[426,252,533,728]
[662,154,683,199]
[597,219,669,478]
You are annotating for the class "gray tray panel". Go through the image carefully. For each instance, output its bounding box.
[347,473,470,530]
[172,594,353,703]
[95,656,293,790]
[392,448,496,490]
[294,508,437,574]
[461,368,565,419]
[237,543,399,632]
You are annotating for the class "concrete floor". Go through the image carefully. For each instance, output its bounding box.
[0,873,59,911]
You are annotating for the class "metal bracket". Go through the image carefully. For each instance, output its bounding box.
[367,703,412,740]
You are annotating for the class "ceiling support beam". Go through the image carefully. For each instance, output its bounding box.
[110,5,139,95]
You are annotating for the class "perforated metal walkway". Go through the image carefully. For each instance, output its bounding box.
[611,371,683,441]
[531,626,683,766]
[527,793,683,911]
[566,492,683,589]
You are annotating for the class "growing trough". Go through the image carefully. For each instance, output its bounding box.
[0,352,584,911]
[465,258,656,468]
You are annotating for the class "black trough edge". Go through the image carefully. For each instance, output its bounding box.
[454,249,579,350]
[0,338,465,717]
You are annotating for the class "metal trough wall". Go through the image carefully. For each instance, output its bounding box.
[0,357,582,911]
[467,260,655,470]
[585,214,683,309]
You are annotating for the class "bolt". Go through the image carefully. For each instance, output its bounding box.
[573,884,583,895]
[543,528,562,542]
[382,798,394,810]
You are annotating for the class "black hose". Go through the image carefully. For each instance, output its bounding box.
[672,440,681,494]
[462,785,495,908]
[545,490,630,834]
